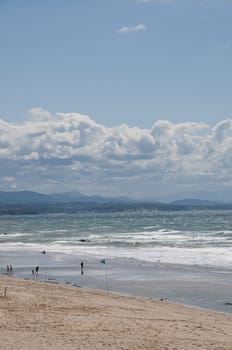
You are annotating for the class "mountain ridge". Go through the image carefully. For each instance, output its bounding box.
[0,190,134,205]
[0,190,232,215]
[0,190,228,205]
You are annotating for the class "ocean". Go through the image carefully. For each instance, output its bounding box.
[1,209,232,313]
[1,209,232,268]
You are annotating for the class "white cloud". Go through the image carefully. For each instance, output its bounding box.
[117,24,147,34]
[134,0,173,4]
[1,176,15,182]
[29,108,52,121]
[135,0,152,2]
[0,109,232,198]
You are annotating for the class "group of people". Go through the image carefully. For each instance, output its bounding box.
[5,261,86,281]
[31,265,39,277]
[6,265,13,276]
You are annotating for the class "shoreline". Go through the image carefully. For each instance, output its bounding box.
[1,248,232,314]
[1,276,232,349]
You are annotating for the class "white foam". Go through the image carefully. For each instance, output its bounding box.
[1,242,232,268]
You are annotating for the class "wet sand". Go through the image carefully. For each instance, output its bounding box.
[0,276,232,350]
[2,249,232,314]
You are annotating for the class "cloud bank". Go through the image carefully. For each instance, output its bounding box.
[0,109,231,198]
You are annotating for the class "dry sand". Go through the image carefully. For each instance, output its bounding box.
[0,277,232,350]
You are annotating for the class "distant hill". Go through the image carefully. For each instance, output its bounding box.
[0,190,133,205]
[0,190,54,204]
[49,191,87,203]
[0,190,229,209]
[171,199,220,207]
[0,191,232,215]
[49,191,133,203]
[153,190,232,203]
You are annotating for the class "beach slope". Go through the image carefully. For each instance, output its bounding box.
[0,277,232,350]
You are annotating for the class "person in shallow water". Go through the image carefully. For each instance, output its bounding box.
[81,261,84,275]
[35,266,39,276]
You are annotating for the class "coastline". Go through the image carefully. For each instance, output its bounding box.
[0,276,232,350]
[1,248,232,314]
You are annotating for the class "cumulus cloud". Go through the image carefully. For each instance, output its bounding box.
[0,109,232,198]
[117,24,146,34]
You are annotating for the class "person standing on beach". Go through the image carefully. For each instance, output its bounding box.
[81,261,84,275]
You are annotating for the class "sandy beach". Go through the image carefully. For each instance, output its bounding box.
[0,277,232,350]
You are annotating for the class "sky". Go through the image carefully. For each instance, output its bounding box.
[0,0,232,199]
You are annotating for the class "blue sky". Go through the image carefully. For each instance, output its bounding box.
[1,0,232,127]
[0,0,232,199]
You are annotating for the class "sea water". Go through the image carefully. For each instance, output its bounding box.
[1,209,232,313]
[0,209,232,268]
